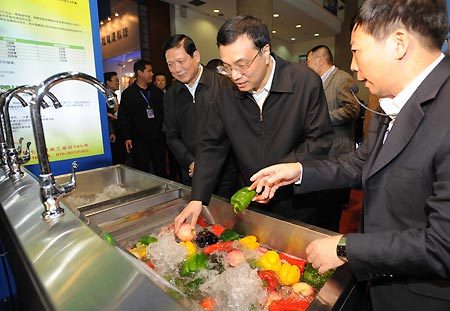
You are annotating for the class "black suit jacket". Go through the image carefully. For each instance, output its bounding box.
[299,56,450,310]
[191,54,334,204]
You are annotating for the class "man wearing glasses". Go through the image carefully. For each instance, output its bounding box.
[175,15,333,231]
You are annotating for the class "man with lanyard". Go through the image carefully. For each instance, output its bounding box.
[163,34,238,198]
[118,59,166,177]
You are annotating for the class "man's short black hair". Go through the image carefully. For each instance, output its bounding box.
[353,0,448,50]
[153,72,167,81]
[103,71,117,83]
[307,45,334,65]
[133,59,151,75]
[216,15,271,50]
[162,34,197,57]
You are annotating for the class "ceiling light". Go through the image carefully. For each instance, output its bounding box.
[314,33,320,37]
[100,21,104,25]
[273,13,280,18]
[295,24,302,28]
[272,30,276,34]
[107,17,111,21]
[213,9,220,13]
[290,37,296,41]
[114,12,119,17]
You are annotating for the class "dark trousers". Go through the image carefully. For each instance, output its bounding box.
[131,136,167,178]
[316,188,350,232]
[110,139,127,165]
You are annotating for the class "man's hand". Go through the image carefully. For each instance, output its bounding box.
[125,140,132,153]
[188,161,195,177]
[249,162,303,203]
[306,235,346,274]
[110,133,116,143]
[174,200,203,232]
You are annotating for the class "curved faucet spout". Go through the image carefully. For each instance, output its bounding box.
[30,71,117,220]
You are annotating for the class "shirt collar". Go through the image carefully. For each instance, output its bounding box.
[184,64,203,96]
[252,55,276,95]
[321,65,335,83]
[379,53,445,119]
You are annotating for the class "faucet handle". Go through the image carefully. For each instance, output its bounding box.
[17,137,24,154]
[60,161,78,194]
[18,142,32,164]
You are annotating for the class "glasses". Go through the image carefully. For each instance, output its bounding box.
[217,49,261,76]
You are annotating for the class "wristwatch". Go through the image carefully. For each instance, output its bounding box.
[336,236,348,262]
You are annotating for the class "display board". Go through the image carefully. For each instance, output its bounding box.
[0,0,110,176]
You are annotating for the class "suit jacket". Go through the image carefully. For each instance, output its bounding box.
[298,56,450,310]
[323,67,359,156]
[191,54,334,204]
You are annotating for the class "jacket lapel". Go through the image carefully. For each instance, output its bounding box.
[322,67,338,90]
[367,102,423,179]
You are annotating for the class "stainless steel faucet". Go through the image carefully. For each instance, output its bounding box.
[1,86,61,179]
[0,89,28,170]
[30,71,118,220]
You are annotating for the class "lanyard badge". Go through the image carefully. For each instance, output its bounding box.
[140,90,155,119]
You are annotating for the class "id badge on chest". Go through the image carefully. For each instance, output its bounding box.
[146,107,155,118]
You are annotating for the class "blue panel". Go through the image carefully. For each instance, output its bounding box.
[25,0,112,177]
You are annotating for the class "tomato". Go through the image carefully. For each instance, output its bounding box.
[199,297,214,311]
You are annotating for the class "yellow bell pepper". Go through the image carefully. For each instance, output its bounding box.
[277,262,301,286]
[238,235,260,250]
[258,250,282,272]
[129,245,147,259]
[180,241,196,256]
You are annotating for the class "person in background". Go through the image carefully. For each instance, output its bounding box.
[104,71,126,165]
[250,1,450,310]
[174,15,333,231]
[306,44,360,232]
[205,58,224,72]
[118,59,166,177]
[163,34,238,198]
[153,72,168,93]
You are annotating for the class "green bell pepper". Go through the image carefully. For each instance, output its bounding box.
[138,235,158,245]
[180,253,208,276]
[219,229,240,241]
[302,263,334,289]
[230,187,256,213]
[103,232,116,246]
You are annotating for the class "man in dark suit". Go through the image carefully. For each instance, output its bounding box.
[163,34,238,198]
[250,1,450,310]
[174,15,334,230]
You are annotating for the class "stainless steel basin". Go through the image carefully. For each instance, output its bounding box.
[81,184,354,311]
[55,164,170,212]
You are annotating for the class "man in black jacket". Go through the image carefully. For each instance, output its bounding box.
[118,59,166,177]
[163,34,238,198]
[175,16,334,230]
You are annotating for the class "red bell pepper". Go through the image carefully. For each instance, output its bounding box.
[145,261,155,269]
[257,270,280,292]
[202,241,234,255]
[279,253,307,273]
[196,216,208,228]
[199,297,214,311]
[268,298,310,311]
[210,224,225,237]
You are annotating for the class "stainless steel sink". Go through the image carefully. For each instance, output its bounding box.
[55,164,170,211]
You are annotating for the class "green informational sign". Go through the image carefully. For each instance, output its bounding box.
[0,0,111,175]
